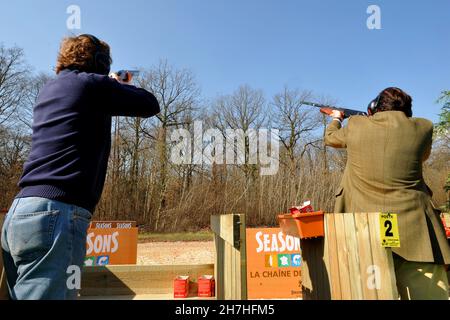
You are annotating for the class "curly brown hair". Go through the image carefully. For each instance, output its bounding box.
[377,87,413,117]
[55,35,112,75]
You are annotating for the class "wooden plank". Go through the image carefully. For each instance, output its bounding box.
[383,250,398,299]
[223,242,228,299]
[334,213,352,299]
[367,213,398,300]
[79,293,215,300]
[80,264,214,296]
[343,213,363,299]
[322,213,331,297]
[325,213,342,300]
[238,214,247,300]
[229,243,235,300]
[211,214,247,300]
[232,244,237,299]
[211,215,236,247]
[214,234,225,299]
[354,213,378,300]
[224,242,232,300]
[0,213,9,300]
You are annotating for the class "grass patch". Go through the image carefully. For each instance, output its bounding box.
[138,230,213,242]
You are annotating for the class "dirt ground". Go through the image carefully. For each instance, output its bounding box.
[137,241,215,265]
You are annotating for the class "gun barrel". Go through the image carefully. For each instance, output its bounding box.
[302,101,367,117]
[117,70,140,76]
[127,70,140,76]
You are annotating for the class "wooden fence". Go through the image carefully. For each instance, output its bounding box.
[300,212,398,300]
[211,214,247,300]
[1,211,404,300]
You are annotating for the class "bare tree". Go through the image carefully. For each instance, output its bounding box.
[213,85,266,132]
[0,126,30,208]
[18,72,53,130]
[0,44,29,126]
[272,86,322,171]
[136,60,200,231]
[211,85,267,178]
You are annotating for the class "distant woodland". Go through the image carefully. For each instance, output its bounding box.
[1,44,448,231]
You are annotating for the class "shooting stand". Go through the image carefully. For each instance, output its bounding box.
[300,212,398,300]
[0,212,247,300]
[210,214,247,300]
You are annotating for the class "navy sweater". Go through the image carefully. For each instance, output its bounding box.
[17,69,160,212]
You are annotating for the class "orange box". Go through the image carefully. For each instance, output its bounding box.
[84,225,138,266]
[174,276,190,298]
[278,211,324,239]
[198,275,215,297]
[441,214,450,239]
[246,228,302,299]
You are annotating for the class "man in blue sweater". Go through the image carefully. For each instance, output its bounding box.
[0,34,160,299]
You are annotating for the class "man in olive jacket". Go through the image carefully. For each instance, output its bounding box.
[324,87,450,300]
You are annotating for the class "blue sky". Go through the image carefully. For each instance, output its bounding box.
[1,0,449,122]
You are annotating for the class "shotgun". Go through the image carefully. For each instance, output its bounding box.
[302,101,368,118]
[115,70,140,82]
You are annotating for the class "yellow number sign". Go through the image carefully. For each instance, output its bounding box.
[379,213,400,248]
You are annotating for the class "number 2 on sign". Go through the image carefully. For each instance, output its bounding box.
[379,213,400,248]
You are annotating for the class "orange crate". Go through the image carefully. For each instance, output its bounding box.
[174,276,190,298]
[198,275,215,297]
[278,211,325,239]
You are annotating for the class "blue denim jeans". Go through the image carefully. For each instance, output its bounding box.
[1,197,92,300]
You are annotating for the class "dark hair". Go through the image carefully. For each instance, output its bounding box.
[377,87,413,117]
[56,35,112,75]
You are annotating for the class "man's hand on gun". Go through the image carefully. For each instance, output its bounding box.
[109,70,135,84]
[320,107,345,122]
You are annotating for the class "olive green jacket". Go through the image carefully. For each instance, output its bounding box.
[325,111,450,264]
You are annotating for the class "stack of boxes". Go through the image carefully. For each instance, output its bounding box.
[173,275,215,298]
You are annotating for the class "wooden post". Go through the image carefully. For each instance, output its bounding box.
[211,214,247,300]
[301,212,398,300]
[0,211,9,300]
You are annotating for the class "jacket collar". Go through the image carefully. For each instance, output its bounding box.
[372,111,409,119]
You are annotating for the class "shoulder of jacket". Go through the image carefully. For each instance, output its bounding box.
[346,115,369,126]
[412,117,434,132]
[77,72,114,90]
[78,71,106,82]
[347,115,367,121]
